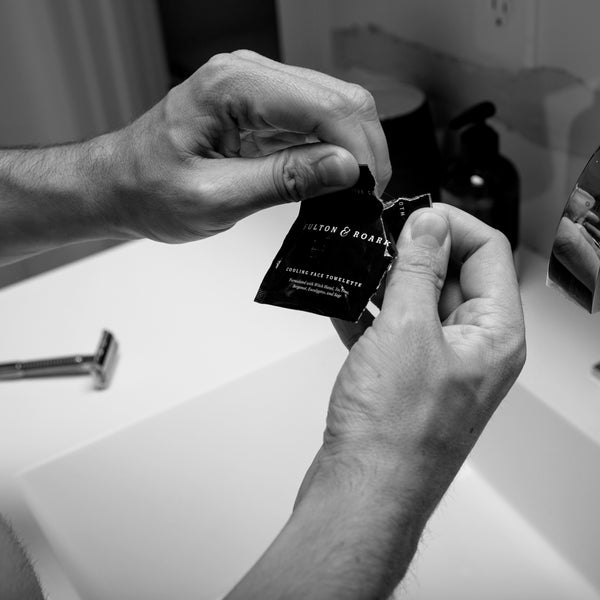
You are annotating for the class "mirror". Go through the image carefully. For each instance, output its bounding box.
[548,147,600,313]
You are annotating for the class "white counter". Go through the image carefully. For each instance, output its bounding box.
[1,204,599,599]
[0,204,331,478]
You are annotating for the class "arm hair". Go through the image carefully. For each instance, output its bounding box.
[0,515,45,600]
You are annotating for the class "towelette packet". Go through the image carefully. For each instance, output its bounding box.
[255,165,431,322]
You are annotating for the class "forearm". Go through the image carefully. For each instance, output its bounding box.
[226,448,444,600]
[0,135,132,265]
[0,514,44,600]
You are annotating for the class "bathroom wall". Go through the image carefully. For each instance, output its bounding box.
[158,0,279,84]
[0,0,169,288]
[277,0,600,257]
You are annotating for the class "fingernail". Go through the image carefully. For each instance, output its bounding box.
[410,211,449,249]
[317,154,354,188]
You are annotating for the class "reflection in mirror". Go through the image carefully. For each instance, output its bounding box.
[548,147,600,313]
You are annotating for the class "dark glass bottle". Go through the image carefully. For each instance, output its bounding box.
[441,102,520,251]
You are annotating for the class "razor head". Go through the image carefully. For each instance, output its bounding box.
[91,330,119,389]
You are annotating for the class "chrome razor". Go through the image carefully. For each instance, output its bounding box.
[0,329,119,390]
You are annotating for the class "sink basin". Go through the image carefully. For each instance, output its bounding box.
[19,337,600,599]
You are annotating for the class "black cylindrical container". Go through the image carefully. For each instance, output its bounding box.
[374,83,441,202]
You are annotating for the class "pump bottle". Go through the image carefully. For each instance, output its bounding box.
[441,101,520,253]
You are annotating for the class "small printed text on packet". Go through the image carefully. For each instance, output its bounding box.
[285,267,363,288]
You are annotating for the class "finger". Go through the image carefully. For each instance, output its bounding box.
[431,204,522,333]
[553,218,598,292]
[439,280,465,322]
[194,142,359,220]
[380,209,451,328]
[234,51,392,194]
[438,259,465,321]
[227,51,391,194]
[583,220,600,243]
[240,130,313,157]
[239,132,306,158]
[259,58,391,195]
[580,223,600,247]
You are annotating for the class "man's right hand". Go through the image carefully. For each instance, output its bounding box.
[0,51,390,264]
[105,50,390,244]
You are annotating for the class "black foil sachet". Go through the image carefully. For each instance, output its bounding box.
[381,192,434,242]
[255,165,432,322]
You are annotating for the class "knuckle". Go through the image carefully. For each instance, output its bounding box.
[274,150,315,203]
[396,249,446,292]
[205,52,236,72]
[348,84,378,117]
[494,229,512,253]
[200,53,241,91]
[319,84,378,121]
[231,49,258,61]
[231,48,255,59]
[320,89,351,118]
[198,53,246,112]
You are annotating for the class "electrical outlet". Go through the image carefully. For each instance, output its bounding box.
[490,0,513,28]
[474,0,537,69]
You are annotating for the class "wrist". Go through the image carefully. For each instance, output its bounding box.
[0,140,136,263]
[79,130,144,242]
[298,441,443,521]
[94,97,192,243]
[279,446,436,599]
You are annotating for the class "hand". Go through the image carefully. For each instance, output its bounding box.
[552,215,600,294]
[108,50,391,243]
[228,205,526,600]
[320,204,526,496]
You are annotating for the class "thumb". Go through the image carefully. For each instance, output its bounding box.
[208,143,359,219]
[268,142,360,204]
[381,209,451,323]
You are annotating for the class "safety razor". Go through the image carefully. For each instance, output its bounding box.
[0,329,119,390]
